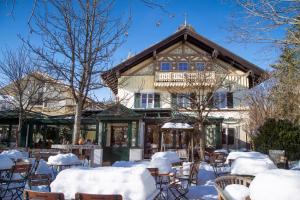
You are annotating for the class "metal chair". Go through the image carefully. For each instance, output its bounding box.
[168,162,199,200]
[0,162,32,200]
[23,189,65,200]
[28,174,52,192]
[210,152,229,177]
[75,193,122,200]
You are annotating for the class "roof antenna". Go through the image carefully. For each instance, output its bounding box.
[184,12,187,26]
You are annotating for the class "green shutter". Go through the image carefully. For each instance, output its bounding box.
[171,93,177,108]
[227,92,233,108]
[134,93,141,108]
[154,93,160,108]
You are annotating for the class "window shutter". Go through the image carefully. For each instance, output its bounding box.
[227,92,233,108]
[154,93,160,108]
[171,93,177,108]
[134,93,141,108]
[207,92,214,108]
[190,93,196,109]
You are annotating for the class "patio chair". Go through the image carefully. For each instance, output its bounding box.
[168,162,200,200]
[0,162,32,199]
[215,175,253,200]
[75,193,122,200]
[210,152,229,177]
[28,174,52,192]
[23,189,65,200]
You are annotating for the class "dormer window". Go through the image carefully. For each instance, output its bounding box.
[178,62,189,71]
[160,62,171,71]
[196,62,205,71]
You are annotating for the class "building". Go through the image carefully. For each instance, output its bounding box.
[0,72,100,148]
[101,25,265,162]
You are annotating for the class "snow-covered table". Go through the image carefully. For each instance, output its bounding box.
[249,169,300,200]
[231,157,277,176]
[151,151,181,164]
[225,151,269,164]
[50,167,158,200]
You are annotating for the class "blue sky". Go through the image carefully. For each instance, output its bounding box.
[0,0,284,100]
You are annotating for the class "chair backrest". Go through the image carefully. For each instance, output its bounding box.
[24,189,65,200]
[189,162,199,185]
[75,193,122,200]
[211,152,226,164]
[11,163,32,176]
[28,174,52,191]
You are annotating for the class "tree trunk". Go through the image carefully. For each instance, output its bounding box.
[73,102,82,144]
[199,124,206,161]
[17,111,23,148]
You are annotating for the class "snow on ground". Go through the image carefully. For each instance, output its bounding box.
[231,157,277,176]
[47,153,81,165]
[250,169,300,200]
[186,162,218,200]
[51,167,157,200]
[290,160,300,170]
[225,151,269,164]
[151,151,181,164]
[0,154,14,170]
[224,184,250,200]
[0,149,27,160]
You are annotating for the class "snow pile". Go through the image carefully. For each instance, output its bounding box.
[231,157,277,176]
[0,154,14,170]
[112,161,150,168]
[47,153,80,165]
[150,157,172,174]
[36,159,53,175]
[290,160,300,170]
[250,169,300,200]
[51,167,157,200]
[226,151,269,164]
[224,184,250,200]
[151,151,180,164]
[186,162,218,200]
[113,158,172,174]
[1,149,27,160]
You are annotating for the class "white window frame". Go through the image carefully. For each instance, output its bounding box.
[141,93,154,109]
[177,93,190,108]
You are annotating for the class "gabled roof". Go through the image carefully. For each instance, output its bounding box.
[102,25,266,94]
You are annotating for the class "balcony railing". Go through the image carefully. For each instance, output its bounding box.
[154,71,249,88]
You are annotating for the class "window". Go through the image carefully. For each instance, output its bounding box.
[214,92,227,108]
[160,62,171,71]
[135,93,160,108]
[196,62,205,71]
[141,93,154,108]
[177,93,190,108]
[178,62,189,71]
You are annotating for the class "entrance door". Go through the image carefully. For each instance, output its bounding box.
[103,123,130,163]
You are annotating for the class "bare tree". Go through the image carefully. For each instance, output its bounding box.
[244,76,275,138]
[163,62,249,160]
[0,46,45,147]
[228,0,300,45]
[22,0,129,144]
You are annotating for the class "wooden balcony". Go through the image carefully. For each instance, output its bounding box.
[154,71,249,88]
